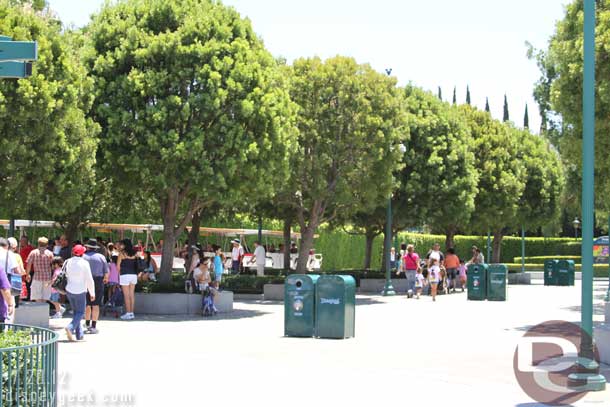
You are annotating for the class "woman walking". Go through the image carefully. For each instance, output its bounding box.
[117,239,139,320]
[64,245,95,341]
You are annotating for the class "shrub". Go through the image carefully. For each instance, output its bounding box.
[505,263,608,277]
[512,256,582,263]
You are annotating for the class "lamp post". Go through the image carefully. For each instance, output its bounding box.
[606,215,610,302]
[567,0,606,391]
[573,217,581,240]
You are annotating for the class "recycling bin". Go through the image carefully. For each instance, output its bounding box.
[315,275,356,339]
[487,264,507,301]
[544,260,559,286]
[557,260,575,286]
[467,263,488,301]
[284,274,320,337]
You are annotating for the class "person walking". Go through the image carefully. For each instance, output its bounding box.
[230,239,244,275]
[26,237,54,304]
[83,239,109,334]
[428,258,441,302]
[64,245,95,341]
[58,235,72,261]
[444,248,461,293]
[213,246,225,284]
[117,239,139,320]
[402,244,421,298]
[251,241,266,277]
[5,238,25,309]
[19,236,34,301]
[0,238,18,323]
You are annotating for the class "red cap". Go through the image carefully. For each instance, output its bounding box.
[72,245,86,256]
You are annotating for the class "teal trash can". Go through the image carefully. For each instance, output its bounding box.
[487,264,507,301]
[544,260,559,286]
[315,275,356,339]
[467,263,488,301]
[284,274,320,337]
[557,260,575,286]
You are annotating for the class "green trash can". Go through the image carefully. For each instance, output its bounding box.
[487,264,507,301]
[284,274,320,337]
[467,263,488,301]
[315,275,356,339]
[544,260,559,286]
[557,260,575,286]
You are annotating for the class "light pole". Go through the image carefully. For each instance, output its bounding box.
[606,216,610,302]
[573,217,581,240]
[568,0,606,391]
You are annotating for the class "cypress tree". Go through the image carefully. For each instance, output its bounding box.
[438,86,442,101]
[485,97,490,113]
[503,94,509,122]
[452,86,457,105]
[466,85,471,105]
[524,104,530,129]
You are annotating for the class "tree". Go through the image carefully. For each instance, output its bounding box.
[466,85,471,105]
[524,104,530,129]
[0,2,99,228]
[462,107,526,262]
[287,56,406,273]
[452,86,457,105]
[503,94,510,122]
[437,86,442,101]
[87,0,296,285]
[485,97,490,113]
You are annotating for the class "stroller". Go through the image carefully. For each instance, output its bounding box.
[103,286,124,318]
[201,286,217,317]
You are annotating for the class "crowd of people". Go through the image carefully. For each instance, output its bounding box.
[394,243,485,301]
[0,234,169,341]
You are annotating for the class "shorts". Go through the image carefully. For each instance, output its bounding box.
[446,268,457,280]
[30,280,52,301]
[87,276,105,306]
[50,292,60,302]
[119,274,138,286]
[214,273,222,284]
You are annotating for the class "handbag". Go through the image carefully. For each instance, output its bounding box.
[51,260,68,295]
[4,252,22,296]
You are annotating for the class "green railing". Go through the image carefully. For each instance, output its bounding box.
[0,324,58,407]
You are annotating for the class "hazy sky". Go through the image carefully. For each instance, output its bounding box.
[48,0,570,132]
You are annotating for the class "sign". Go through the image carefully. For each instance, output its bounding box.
[0,61,32,79]
[0,40,37,61]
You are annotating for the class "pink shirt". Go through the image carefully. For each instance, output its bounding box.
[403,252,420,270]
[50,267,62,294]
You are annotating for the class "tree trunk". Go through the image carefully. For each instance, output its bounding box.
[159,210,177,287]
[296,226,315,274]
[364,230,376,270]
[283,217,292,273]
[185,209,202,273]
[492,229,503,264]
[445,227,456,251]
[63,221,79,246]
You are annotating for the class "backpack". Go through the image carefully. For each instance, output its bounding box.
[4,252,22,296]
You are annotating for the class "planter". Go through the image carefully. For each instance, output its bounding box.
[263,284,284,301]
[507,273,531,285]
[134,291,233,315]
[358,279,409,294]
[595,324,610,366]
[606,301,610,325]
[14,302,49,328]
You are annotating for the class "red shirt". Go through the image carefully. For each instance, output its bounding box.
[19,245,34,269]
[403,252,420,270]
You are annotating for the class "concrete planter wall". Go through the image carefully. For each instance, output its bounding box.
[359,279,409,294]
[134,291,233,315]
[263,284,284,301]
[13,302,49,328]
[508,273,532,285]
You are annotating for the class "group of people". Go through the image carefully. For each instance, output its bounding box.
[394,243,485,301]
[0,234,162,341]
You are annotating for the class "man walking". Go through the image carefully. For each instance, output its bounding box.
[83,239,108,334]
[26,237,54,304]
[0,238,18,322]
[19,236,34,300]
[251,241,266,277]
[58,235,71,261]
[230,239,244,275]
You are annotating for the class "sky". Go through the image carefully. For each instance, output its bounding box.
[48,0,570,132]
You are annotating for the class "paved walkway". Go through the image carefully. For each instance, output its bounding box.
[52,281,610,407]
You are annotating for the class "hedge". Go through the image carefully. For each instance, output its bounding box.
[512,256,582,263]
[315,230,582,271]
[505,263,609,277]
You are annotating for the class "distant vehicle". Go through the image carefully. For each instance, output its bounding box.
[593,236,609,264]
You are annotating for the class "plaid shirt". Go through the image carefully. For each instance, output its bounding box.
[27,248,54,281]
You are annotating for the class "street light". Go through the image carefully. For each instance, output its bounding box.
[573,217,581,240]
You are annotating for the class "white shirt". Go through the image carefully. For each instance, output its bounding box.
[253,246,266,266]
[0,248,18,274]
[232,246,244,261]
[65,257,95,295]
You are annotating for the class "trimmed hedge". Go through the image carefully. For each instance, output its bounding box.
[316,230,582,271]
[513,256,582,263]
[505,263,609,277]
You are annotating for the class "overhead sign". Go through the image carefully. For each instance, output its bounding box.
[0,40,37,61]
[0,61,32,78]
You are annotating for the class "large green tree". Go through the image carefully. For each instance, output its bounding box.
[287,56,405,273]
[87,0,296,284]
[0,2,99,226]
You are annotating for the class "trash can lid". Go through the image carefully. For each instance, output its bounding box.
[318,274,356,287]
[286,274,320,287]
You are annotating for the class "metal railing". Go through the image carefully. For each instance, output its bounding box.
[0,324,58,407]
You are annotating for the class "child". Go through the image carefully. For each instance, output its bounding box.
[415,268,425,299]
[49,257,65,319]
[213,246,225,285]
[428,258,440,302]
[458,259,467,292]
[107,244,120,301]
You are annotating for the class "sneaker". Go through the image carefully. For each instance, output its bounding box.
[87,327,99,334]
[51,312,62,319]
[120,313,131,320]
[128,312,135,320]
[65,327,75,342]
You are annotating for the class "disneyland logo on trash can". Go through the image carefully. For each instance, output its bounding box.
[512,320,600,406]
[320,298,341,305]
